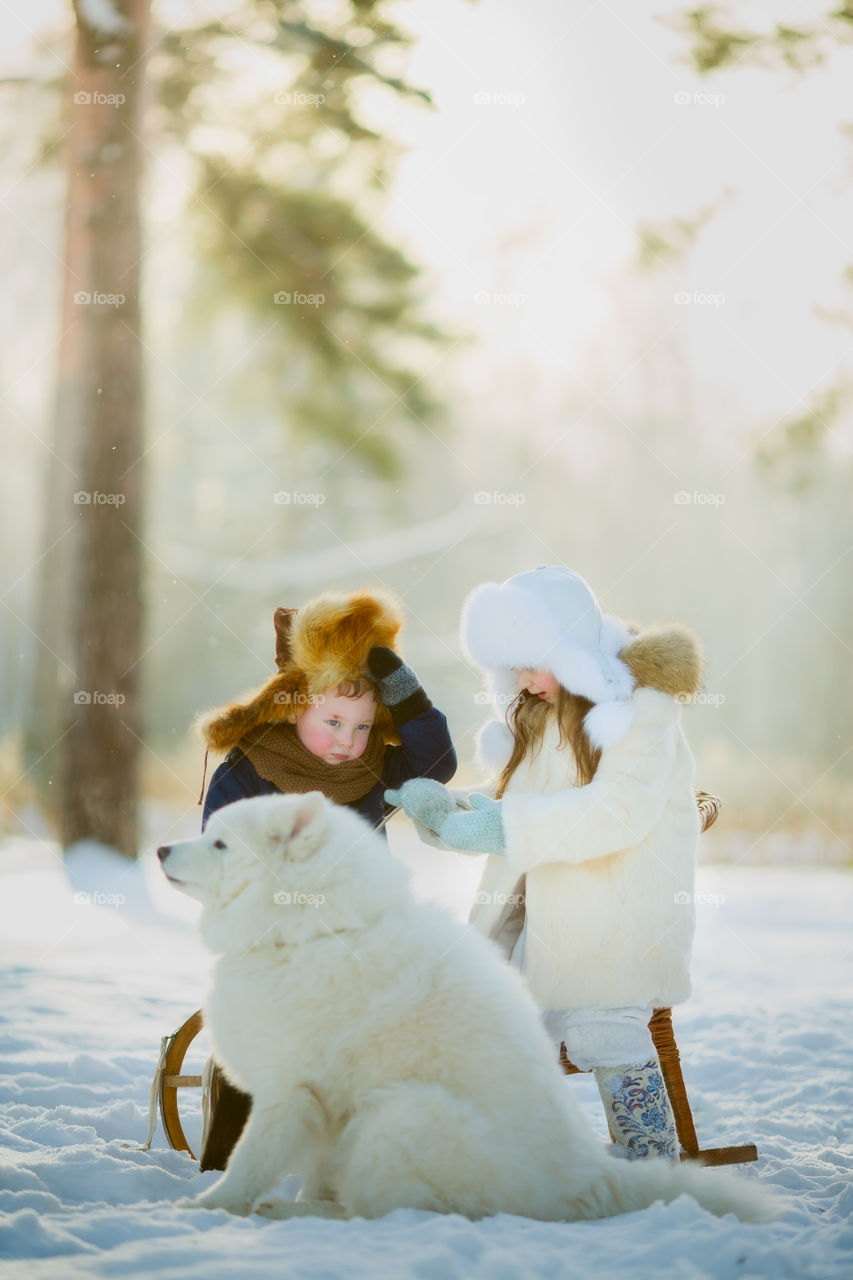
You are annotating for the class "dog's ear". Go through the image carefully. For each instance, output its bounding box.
[280,791,328,859]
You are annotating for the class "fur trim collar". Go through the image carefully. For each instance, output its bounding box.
[619,624,702,701]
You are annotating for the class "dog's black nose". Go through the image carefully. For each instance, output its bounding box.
[157,846,170,862]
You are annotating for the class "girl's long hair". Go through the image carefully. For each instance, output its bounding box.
[495,687,602,798]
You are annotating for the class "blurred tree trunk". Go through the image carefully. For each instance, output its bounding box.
[24,13,97,813]
[55,0,149,857]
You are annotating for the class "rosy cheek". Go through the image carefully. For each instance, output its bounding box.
[298,720,334,756]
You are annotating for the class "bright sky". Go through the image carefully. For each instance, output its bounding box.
[3,0,852,422]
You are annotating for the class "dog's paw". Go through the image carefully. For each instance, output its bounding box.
[174,1195,202,1210]
[255,1198,349,1220]
[175,1192,249,1215]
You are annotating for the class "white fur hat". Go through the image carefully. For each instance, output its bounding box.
[461,566,638,761]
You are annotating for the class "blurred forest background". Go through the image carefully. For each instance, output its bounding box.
[1,0,851,863]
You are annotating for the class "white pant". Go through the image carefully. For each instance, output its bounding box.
[543,1004,656,1071]
[511,922,655,1071]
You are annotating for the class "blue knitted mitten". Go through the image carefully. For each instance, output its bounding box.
[384,778,457,835]
[439,794,505,855]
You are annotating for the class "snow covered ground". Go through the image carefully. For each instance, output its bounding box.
[1,817,851,1279]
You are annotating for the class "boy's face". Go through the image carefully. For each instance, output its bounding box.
[295,689,377,764]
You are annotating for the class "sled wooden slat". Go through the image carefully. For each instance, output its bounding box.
[159,1009,204,1159]
[165,1074,203,1087]
[687,1145,758,1167]
[649,1006,700,1155]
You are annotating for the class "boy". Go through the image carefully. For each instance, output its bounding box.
[196,587,456,1168]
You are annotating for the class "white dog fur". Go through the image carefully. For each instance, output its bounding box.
[159,793,774,1223]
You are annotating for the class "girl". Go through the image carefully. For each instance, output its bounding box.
[388,565,703,1160]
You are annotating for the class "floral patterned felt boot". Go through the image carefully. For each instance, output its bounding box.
[593,1058,679,1160]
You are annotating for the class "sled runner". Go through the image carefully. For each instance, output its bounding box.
[149,791,757,1168]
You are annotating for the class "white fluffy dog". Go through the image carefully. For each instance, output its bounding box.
[158,793,773,1222]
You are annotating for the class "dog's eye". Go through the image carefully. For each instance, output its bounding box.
[213,839,226,850]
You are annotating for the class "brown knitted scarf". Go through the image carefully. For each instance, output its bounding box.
[237,721,386,804]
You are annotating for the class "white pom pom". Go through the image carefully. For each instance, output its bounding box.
[583,701,635,751]
[475,719,515,773]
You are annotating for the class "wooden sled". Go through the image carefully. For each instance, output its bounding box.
[152,791,757,1168]
[151,1008,209,1160]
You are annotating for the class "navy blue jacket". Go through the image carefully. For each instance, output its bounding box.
[202,707,456,834]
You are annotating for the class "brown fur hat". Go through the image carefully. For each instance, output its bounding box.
[199,589,405,753]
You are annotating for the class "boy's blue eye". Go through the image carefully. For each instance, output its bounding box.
[327,719,340,727]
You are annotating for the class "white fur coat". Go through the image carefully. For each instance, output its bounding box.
[468,686,700,1010]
